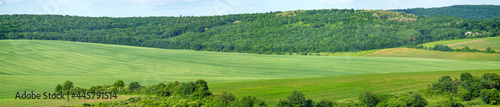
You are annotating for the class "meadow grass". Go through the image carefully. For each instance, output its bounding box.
[421,36,500,51]
[2,40,500,98]
[364,48,500,61]
[209,69,500,105]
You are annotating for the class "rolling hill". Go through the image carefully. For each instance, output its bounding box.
[392,5,500,20]
[2,40,500,98]
[363,48,500,61]
[421,36,500,51]
[2,8,499,55]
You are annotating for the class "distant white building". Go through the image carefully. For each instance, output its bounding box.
[465,32,475,36]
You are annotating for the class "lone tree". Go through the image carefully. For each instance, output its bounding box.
[129,82,141,91]
[287,90,306,106]
[114,80,125,87]
[55,84,63,92]
[359,91,378,107]
[460,72,473,82]
[63,80,73,91]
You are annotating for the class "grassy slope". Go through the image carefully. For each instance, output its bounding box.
[2,40,500,96]
[421,36,500,51]
[364,48,500,61]
[209,69,500,105]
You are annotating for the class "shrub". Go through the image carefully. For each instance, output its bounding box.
[288,90,306,106]
[63,80,73,91]
[276,99,291,107]
[129,82,141,91]
[460,73,473,82]
[379,92,427,107]
[55,84,62,92]
[457,87,472,101]
[358,91,378,107]
[114,80,125,87]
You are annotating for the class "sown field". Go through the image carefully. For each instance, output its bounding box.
[364,48,500,61]
[2,40,500,98]
[421,36,500,51]
[210,69,500,105]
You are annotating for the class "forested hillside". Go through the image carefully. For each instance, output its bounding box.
[1,8,499,54]
[392,5,500,20]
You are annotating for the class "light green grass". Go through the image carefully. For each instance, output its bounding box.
[2,40,500,98]
[209,69,500,105]
[422,36,500,51]
[364,48,500,61]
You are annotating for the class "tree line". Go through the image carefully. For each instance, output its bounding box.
[71,72,500,106]
[391,5,500,20]
[411,45,499,53]
[2,8,500,54]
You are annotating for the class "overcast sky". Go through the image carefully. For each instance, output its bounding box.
[1,0,499,17]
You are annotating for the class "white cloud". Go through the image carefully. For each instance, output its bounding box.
[0,1,2,5]
[5,0,22,4]
[317,0,353,4]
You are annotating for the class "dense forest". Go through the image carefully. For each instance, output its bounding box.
[1,6,500,54]
[391,5,500,20]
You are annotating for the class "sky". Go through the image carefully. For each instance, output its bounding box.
[0,0,499,17]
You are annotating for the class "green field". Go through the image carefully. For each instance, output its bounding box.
[1,40,500,106]
[2,40,500,102]
[210,69,500,105]
[364,48,500,61]
[422,36,500,51]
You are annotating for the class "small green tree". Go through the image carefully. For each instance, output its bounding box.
[214,91,236,106]
[114,80,125,87]
[358,91,378,107]
[55,84,63,92]
[129,82,141,91]
[287,90,306,106]
[316,99,335,107]
[276,99,291,107]
[457,87,472,101]
[460,72,473,82]
[63,80,73,91]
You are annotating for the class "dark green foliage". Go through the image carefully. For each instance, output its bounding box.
[378,92,428,107]
[287,90,306,106]
[213,91,236,107]
[414,45,496,53]
[129,82,141,91]
[236,96,267,107]
[114,80,125,87]
[391,5,500,20]
[457,87,472,101]
[62,80,73,91]
[276,90,315,107]
[194,79,211,98]
[482,73,500,89]
[422,73,500,105]
[276,99,291,107]
[54,84,62,92]
[431,76,458,94]
[460,73,473,82]
[490,89,500,105]
[434,96,464,107]
[480,89,500,105]
[358,91,378,107]
[315,99,335,107]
